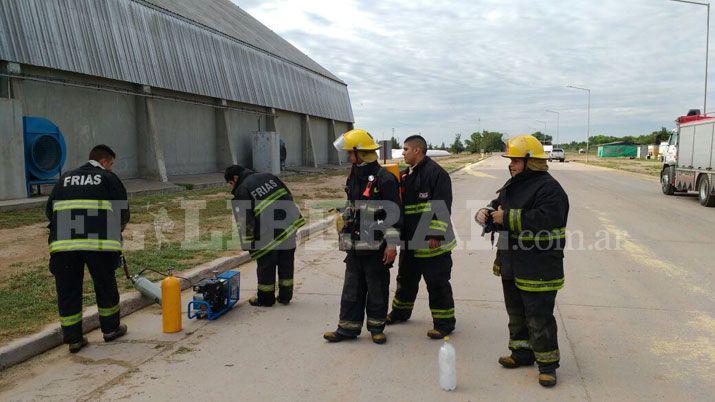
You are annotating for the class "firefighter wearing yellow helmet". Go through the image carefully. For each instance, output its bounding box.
[503,134,549,159]
[475,134,570,387]
[324,129,401,344]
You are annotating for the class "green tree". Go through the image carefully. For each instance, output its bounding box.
[553,126,671,152]
[589,135,619,145]
[450,134,465,154]
[531,131,553,144]
[637,127,670,144]
[482,131,505,152]
[390,136,400,149]
[439,142,446,150]
[464,132,483,153]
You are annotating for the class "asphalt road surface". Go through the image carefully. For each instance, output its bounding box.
[2,156,714,401]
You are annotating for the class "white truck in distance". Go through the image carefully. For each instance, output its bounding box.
[549,148,565,162]
[542,144,565,162]
[661,112,715,206]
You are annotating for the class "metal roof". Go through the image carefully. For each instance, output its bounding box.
[142,0,344,84]
[0,0,354,122]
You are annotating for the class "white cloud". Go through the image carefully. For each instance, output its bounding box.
[235,0,712,145]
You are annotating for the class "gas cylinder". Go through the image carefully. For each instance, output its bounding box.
[133,274,162,305]
[383,164,400,182]
[161,268,182,333]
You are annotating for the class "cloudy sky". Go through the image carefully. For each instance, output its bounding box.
[236,0,711,146]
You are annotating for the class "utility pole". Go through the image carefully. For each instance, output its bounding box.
[546,110,560,147]
[567,85,591,162]
[536,120,548,139]
[670,0,710,114]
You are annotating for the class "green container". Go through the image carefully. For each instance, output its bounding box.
[597,145,637,158]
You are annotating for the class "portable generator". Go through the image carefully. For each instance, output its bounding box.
[187,270,240,320]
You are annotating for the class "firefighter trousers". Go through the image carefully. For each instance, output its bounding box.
[49,251,121,344]
[336,251,390,337]
[502,279,560,372]
[255,249,295,305]
[390,252,456,333]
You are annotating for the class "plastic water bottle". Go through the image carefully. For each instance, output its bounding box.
[438,336,457,391]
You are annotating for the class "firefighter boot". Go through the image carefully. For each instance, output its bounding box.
[539,371,557,387]
[69,336,88,353]
[103,324,127,342]
[385,311,408,325]
[278,279,293,306]
[249,293,276,307]
[371,332,387,344]
[498,354,535,368]
[427,329,449,339]
[323,331,357,343]
[277,286,292,305]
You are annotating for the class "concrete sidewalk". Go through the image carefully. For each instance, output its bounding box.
[0,215,334,371]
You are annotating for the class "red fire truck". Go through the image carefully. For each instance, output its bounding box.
[661,110,715,207]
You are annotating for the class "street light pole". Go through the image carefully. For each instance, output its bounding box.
[546,110,560,147]
[567,85,591,162]
[670,0,710,114]
[535,120,548,140]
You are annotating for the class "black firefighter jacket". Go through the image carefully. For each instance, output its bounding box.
[490,169,569,292]
[231,169,305,259]
[46,162,130,254]
[342,161,402,256]
[401,156,456,258]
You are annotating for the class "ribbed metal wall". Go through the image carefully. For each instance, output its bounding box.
[0,0,354,122]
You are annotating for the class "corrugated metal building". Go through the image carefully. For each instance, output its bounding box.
[0,0,353,200]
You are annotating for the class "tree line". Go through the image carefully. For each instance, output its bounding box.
[389,131,511,154]
[560,127,671,151]
[448,131,553,154]
[389,127,671,155]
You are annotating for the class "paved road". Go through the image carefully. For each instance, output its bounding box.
[2,156,714,401]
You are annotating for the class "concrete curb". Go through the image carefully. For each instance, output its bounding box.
[0,215,335,371]
[447,155,491,174]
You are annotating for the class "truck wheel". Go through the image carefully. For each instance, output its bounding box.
[661,167,675,195]
[698,175,715,207]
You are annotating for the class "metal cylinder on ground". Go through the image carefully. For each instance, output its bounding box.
[133,275,162,304]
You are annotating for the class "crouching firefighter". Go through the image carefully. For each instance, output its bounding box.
[226,165,305,306]
[46,145,130,353]
[475,134,569,387]
[386,135,457,340]
[324,129,401,345]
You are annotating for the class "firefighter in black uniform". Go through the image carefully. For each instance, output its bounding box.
[386,135,457,339]
[476,134,569,387]
[225,165,305,306]
[323,129,401,345]
[46,145,130,353]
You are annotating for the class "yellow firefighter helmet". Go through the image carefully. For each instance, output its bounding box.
[502,134,549,159]
[333,129,380,151]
